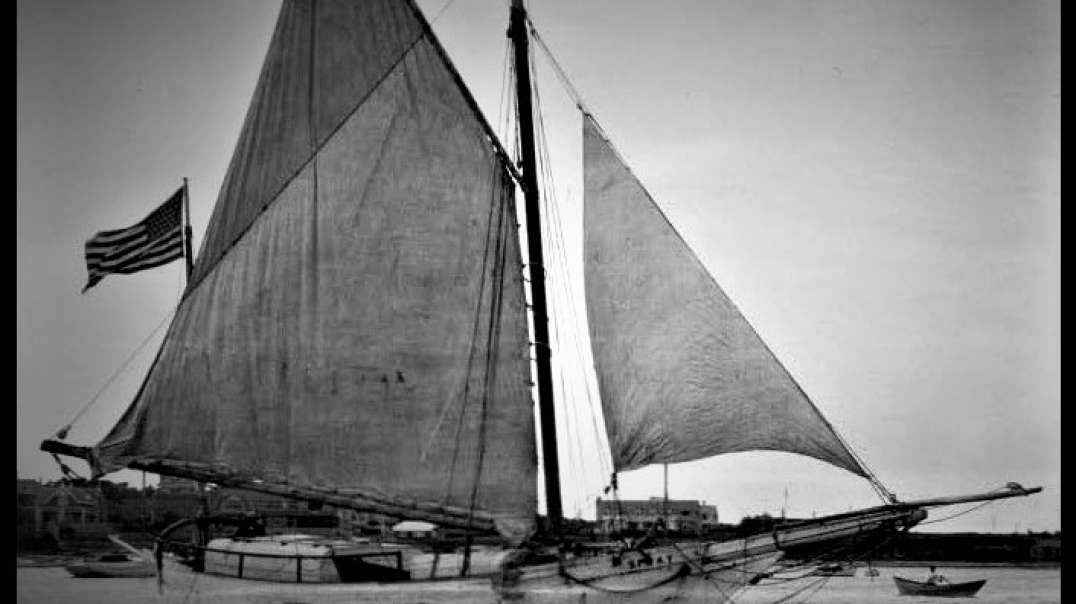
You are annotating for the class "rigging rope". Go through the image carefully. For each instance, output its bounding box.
[438,149,515,518]
[528,36,611,480]
[918,493,1005,525]
[530,48,591,509]
[526,18,589,115]
[829,430,897,504]
[433,36,516,504]
[53,307,175,440]
[428,0,459,23]
[670,542,738,602]
[536,137,610,482]
[465,155,514,532]
[770,576,830,604]
[530,47,620,519]
[527,14,901,507]
[559,558,692,594]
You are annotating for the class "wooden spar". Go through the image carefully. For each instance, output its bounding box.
[703,506,927,565]
[702,486,1036,565]
[41,431,1041,531]
[107,534,152,562]
[710,483,1037,563]
[650,484,1044,567]
[770,484,1043,533]
[41,438,91,461]
[40,440,498,533]
[509,0,562,532]
[890,485,1043,509]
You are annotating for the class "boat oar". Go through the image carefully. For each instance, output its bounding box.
[106,534,152,562]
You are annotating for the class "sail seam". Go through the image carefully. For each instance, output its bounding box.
[531,50,615,488]
[185,3,295,292]
[467,166,512,529]
[404,0,523,186]
[184,36,429,301]
[185,7,526,304]
[292,0,319,482]
[438,155,504,496]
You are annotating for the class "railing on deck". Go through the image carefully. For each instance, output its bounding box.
[162,538,405,583]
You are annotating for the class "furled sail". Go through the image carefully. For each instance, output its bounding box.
[92,0,536,542]
[583,114,867,477]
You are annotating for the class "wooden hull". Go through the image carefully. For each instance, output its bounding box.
[505,547,782,603]
[894,576,986,597]
[143,505,922,600]
[201,537,515,583]
[148,546,780,603]
[157,558,497,603]
[65,560,156,578]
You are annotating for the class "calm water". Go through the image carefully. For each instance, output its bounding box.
[17,565,1060,603]
[735,567,1060,604]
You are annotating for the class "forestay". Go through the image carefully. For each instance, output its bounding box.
[582,114,867,477]
[92,0,536,543]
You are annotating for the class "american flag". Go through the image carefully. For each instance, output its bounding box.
[83,188,185,292]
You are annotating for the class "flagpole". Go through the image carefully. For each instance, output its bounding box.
[181,178,193,283]
[180,177,205,517]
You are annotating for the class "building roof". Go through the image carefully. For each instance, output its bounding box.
[391,520,437,532]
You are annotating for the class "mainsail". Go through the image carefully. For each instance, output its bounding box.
[90,0,537,543]
[583,114,867,477]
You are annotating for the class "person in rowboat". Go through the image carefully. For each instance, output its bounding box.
[925,566,949,585]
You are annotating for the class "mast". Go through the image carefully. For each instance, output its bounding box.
[508,0,562,533]
[181,178,193,281]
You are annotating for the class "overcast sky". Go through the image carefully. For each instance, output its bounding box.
[17,0,1058,533]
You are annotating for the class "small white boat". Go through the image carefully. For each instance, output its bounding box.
[65,534,156,578]
[65,552,155,578]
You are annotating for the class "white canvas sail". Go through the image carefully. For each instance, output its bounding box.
[582,114,867,477]
[92,0,536,543]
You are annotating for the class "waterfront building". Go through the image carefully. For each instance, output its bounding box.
[595,497,718,535]
[17,479,107,549]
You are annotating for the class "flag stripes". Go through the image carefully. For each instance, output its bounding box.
[83,188,186,292]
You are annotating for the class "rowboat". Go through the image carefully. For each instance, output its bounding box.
[894,576,987,597]
[64,534,156,579]
[65,552,155,578]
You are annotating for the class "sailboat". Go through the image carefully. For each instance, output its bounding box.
[41,0,1041,602]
